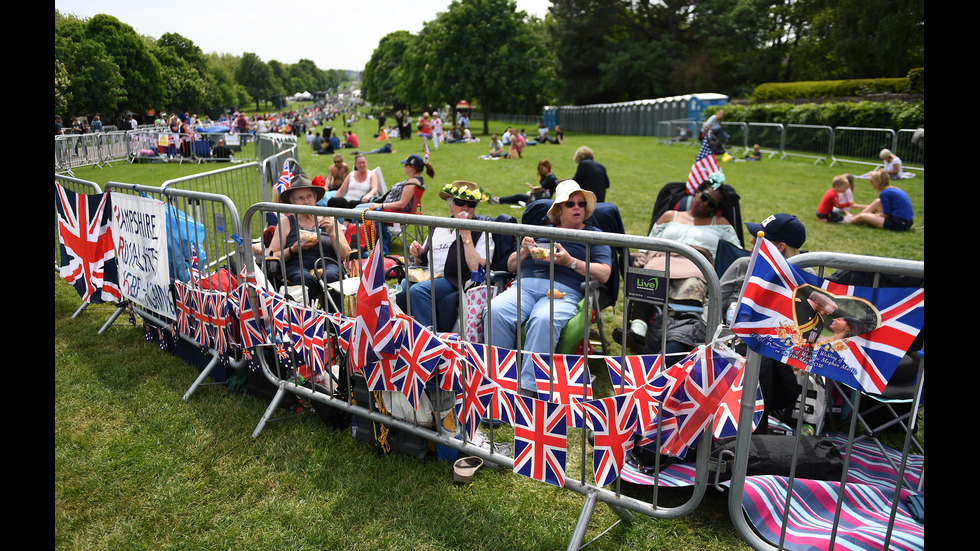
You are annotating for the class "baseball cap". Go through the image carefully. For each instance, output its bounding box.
[745,213,806,249]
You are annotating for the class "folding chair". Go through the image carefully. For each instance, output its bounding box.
[649,181,745,249]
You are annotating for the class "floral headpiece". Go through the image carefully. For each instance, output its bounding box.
[707,170,725,189]
[440,182,490,203]
[312,175,327,188]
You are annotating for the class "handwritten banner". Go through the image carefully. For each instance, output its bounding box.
[111,193,176,319]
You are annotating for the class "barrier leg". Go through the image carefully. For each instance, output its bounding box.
[182,353,222,401]
[97,304,129,334]
[567,488,599,551]
[252,382,288,438]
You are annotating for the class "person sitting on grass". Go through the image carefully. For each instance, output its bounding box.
[848,169,913,231]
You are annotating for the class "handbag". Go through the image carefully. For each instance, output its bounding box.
[462,266,498,343]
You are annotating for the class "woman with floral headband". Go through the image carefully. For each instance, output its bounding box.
[617,172,741,358]
[394,181,494,332]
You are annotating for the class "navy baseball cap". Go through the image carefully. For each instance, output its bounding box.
[746,213,806,249]
[400,153,425,171]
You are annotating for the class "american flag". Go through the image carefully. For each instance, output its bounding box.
[731,237,924,394]
[531,353,593,427]
[657,345,741,459]
[513,394,567,487]
[582,394,638,487]
[465,342,518,425]
[276,161,292,195]
[605,354,664,394]
[390,316,443,408]
[686,134,719,195]
[348,240,400,369]
[55,183,120,304]
[712,363,765,440]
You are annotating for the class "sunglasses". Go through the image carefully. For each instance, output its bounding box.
[454,198,478,208]
[564,200,588,209]
[698,192,720,210]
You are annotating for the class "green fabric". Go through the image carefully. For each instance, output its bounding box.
[520,297,586,355]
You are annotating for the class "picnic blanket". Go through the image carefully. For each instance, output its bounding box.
[857,170,916,179]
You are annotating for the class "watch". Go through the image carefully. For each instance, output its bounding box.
[463,239,473,244]
[569,258,578,271]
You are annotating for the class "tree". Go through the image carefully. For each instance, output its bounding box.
[55,24,126,117]
[362,30,416,108]
[151,33,218,113]
[84,14,164,112]
[236,52,276,111]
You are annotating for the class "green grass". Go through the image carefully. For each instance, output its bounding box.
[56,116,923,550]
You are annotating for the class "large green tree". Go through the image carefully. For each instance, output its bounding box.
[151,32,218,113]
[54,27,126,117]
[84,14,165,112]
[362,30,417,108]
[236,52,276,111]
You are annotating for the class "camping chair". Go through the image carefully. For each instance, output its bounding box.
[501,199,626,356]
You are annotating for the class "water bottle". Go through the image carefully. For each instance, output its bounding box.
[726,302,737,326]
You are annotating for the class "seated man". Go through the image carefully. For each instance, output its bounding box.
[327,154,350,191]
[211,139,233,160]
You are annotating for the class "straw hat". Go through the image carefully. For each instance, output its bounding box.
[547,179,596,222]
[278,173,324,204]
[439,180,489,202]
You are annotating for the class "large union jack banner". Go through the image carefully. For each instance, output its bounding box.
[56,183,120,304]
[731,237,924,394]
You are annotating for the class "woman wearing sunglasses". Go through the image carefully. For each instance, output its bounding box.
[489,180,613,396]
[617,172,740,357]
[395,181,494,332]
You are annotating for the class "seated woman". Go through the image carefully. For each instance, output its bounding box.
[487,135,505,157]
[489,159,558,205]
[266,174,351,306]
[394,181,494,332]
[327,154,379,208]
[353,153,433,254]
[489,180,613,395]
[879,148,903,179]
[619,173,741,357]
[848,169,914,231]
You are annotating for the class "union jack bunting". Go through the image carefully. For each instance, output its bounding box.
[191,288,210,349]
[276,162,292,195]
[269,292,292,345]
[604,354,664,394]
[55,183,120,304]
[582,394,638,487]
[208,291,231,355]
[173,280,196,337]
[436,332,465,392]
[633,350,700,450]
[530,353,593,427]
[361,355,400,392]
[731,237,924,394]
[189,243,201,285]
[325,312,354,350]
[686,133,720,195]
[349,241,400,369]
[298,306,327,376]
[657,346,741,459]
[235,283,270,351]
[712,363,765,440]
[464,342,518,425]
[389,317,442,408]
[513,394,567,487]
[459,362,497,442]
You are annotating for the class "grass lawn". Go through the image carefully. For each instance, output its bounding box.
[55,112,923,550]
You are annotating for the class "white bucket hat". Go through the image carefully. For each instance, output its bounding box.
[547,179,596,222]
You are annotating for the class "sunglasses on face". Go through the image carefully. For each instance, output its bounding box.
[564,200,588,209]
[454,198,478,208]
[699,192,720,210]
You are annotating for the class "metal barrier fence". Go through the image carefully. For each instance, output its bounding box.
[727,251,924,551]
[55,132,128,173]
[54,174,113,324]
[233,201,736,549]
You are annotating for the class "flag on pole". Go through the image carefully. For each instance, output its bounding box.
[686,134,719,195]
[348,240,400,369]
[731,237,924,394]
[55,183,120,304]
[276,162,292,195]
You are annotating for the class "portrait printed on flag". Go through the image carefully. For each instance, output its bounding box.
[791,285,879,346]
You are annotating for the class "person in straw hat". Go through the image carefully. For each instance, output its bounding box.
[488,179,613,395]
[266,172,350,306]
[394,181,494,332]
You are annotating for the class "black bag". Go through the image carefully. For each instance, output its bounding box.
[711,435,844,481]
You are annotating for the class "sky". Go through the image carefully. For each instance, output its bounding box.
[55,0,554,74]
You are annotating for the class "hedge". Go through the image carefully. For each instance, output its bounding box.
[751,78,912,102]
[705,100,923,130]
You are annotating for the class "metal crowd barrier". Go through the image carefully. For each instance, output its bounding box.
[237,202,732,549]
[54,174,113,324]
[727,252,924,551]
[831,126,897,171]
[104,181,251,399]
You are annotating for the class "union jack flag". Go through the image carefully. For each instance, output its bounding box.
[657,346,741,459]
[712,363,765,440]
[633,349,699,449]
[299,306,327,376]
[530,353,592,427]
[325,312,353,350]
[361,355,400,392]
[436,332,465,392]
[513,395,567,487]
[731,237,924,394]
[189,243,201,285]
[686,133,720,195]
[269,292,292,345]
[458,362,497,442]
[582,394,638,487]
[235,283,269,351]
[208,291,230,355]
[55,183,120,304]
[605,354,664,394]
[191,288,210,349]
[173,280,196,337]
[465,342,518,425]
[348,241,400,369]
[389,317,443,408]
[276,161,292,195]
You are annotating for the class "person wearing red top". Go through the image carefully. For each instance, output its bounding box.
[815,176,850,223]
